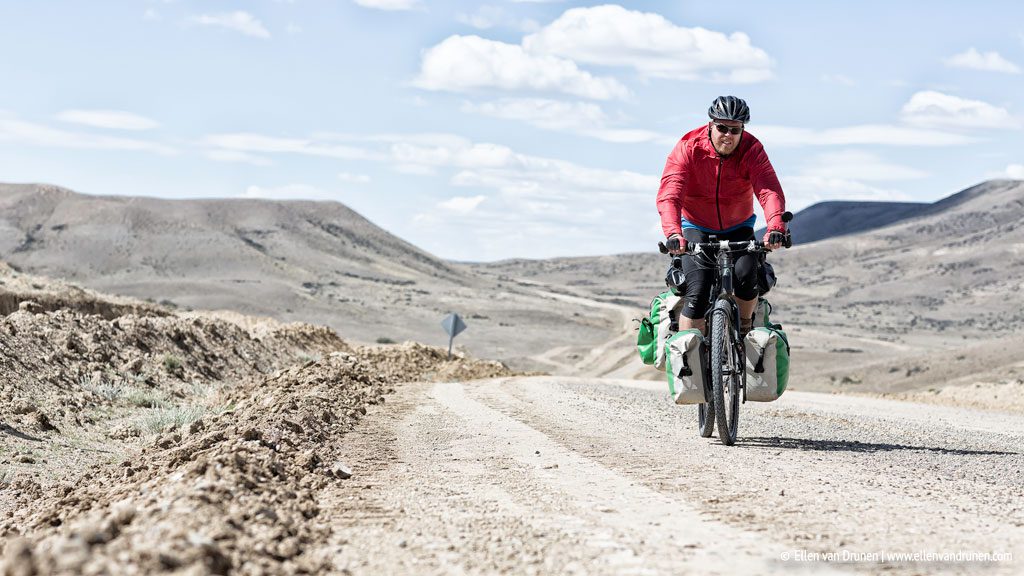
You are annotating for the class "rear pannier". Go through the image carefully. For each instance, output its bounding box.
[665,329,706,404]
[743,326,790,402]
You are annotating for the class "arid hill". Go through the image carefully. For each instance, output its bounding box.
[0,183,618,370]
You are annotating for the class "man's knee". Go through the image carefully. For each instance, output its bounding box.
[734,255,760,300]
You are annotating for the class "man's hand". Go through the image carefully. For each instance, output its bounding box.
[667,234,686,255]
[763,229,785,251]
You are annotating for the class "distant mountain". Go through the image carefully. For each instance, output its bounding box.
[756,200,928,244]
[0,183,620,369]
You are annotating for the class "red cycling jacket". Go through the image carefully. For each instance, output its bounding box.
[657,125,786,237]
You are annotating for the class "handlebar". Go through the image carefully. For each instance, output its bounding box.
[657,211,794,254]
[658,240,768,255]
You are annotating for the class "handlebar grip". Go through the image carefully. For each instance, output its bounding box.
[658,241,669,254]
[783,231,793,249]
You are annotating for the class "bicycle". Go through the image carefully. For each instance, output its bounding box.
[659,212,792,445]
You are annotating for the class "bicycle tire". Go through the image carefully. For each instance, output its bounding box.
[697,340,714,437]
[697,401,714,437]
[711,299,741,445]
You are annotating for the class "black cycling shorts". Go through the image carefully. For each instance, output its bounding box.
[679,226,760,320]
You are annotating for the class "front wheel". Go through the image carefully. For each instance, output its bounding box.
[710,300,741,445]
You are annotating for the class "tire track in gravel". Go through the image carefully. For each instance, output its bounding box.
[323,377,1023,575]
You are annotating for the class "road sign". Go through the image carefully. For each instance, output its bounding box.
[441,313,467,359]
[442,313,467,338]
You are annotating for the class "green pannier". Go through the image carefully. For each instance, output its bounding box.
[743,325,790,402]
[637,291,683,367]
[665,329,706,404]
[637,317,656,365]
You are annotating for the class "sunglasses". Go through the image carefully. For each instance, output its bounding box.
[713,123,743,135]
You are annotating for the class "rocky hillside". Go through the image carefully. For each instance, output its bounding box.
[0,263,514,573]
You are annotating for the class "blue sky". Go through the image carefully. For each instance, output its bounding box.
[0,1,1021,261]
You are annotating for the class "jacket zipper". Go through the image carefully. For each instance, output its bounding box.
[714,156,724,230]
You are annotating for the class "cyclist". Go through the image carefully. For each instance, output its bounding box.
[656,95,788,337]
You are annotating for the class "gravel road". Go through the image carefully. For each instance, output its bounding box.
[323,376,1023,575]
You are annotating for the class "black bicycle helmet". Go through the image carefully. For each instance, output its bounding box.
[708,96,750,123]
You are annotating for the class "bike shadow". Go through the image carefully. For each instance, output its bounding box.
[739,436,1016,456]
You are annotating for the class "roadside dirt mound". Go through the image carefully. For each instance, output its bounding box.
[2,348,515,574]
[0,264,518,574]
[2,353,386,574]
[356,341,518,382]
[0,262,167,319]
[0,310,341,432]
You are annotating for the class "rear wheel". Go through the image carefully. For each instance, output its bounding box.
[697,340,714,437]
[711,300,741,445]
[697,401,714,437]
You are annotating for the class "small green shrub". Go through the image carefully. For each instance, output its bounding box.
[123,388,168,409]
[375,337,396,344]
[137,405,205,434]
[162,355,183,374]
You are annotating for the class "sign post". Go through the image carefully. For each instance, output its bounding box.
[441,313,467,360]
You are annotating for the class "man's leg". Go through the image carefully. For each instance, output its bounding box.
[679,315,706,334]
[679,228,712,334]
[733,247,761,335]
[736,296,757,335]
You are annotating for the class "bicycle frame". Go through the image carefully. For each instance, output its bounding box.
[696,241,746,345]
[694,240,763,408]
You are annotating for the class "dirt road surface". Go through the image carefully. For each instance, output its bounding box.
[325,376,1023,575]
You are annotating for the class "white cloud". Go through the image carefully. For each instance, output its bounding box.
[338,172,371,183]
[56,109,160,131]
[352,0,420,11]
[754,123,976,148]
[202,132,378,160]
[464,98,604,131]
[143,9,160,21]
[193,11,271,39]
[821,74,856,87]
[242,184,338,201]
[900,90,1019,129]
[393,163,437,176]
[462,97,665,143]
[415,35,629,100]
[798,150,928,181]
[456,6,537,32]
[1005,164,1024,179]
[380,132,655,193]
[943,48,1021,74]
[522,5,773,83]
[438,195,486,213]
[205,149,273,166]
[0,114,177,155]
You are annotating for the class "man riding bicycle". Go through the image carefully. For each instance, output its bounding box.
[656,95,788,337]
